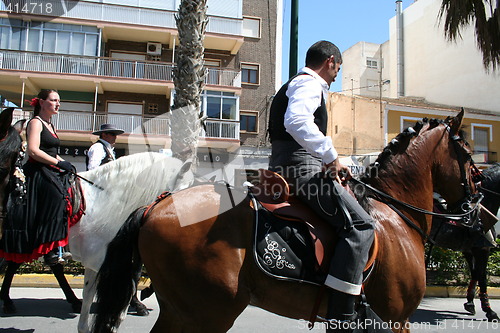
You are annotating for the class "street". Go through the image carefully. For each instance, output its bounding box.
[0,287,499,332]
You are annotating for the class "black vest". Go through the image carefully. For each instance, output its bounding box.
[85,140,114,170]
[268,72,328,143]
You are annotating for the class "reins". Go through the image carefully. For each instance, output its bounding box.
[350,177,481,220]
[479,186,500,198]
[348,121,482,241]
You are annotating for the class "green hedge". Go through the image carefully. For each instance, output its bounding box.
[426,239,500,286]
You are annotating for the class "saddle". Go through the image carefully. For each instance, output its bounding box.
[249,169,378,284]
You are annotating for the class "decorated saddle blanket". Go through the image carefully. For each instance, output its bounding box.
[249,169,377,286]
[252,199,328,285]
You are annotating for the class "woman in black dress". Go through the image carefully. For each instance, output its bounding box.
[0,89,81,313]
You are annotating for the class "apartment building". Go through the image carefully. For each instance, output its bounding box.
[0,0,281,182]
[337,0,500,166]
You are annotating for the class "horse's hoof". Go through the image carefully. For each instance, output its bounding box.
[2,302,17,314]
[486,310,499,322]
[135,305,150,317]
[69,299,82,313]
[464,302,476,315]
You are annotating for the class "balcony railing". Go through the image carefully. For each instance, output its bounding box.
[0,49,241,87]
[0,0,243,36]
[11,109,239,140]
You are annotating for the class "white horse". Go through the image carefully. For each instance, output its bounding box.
[69,152,193,333]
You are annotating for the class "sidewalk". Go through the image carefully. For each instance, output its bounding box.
[0,273,150,290]
[2,274,500,298]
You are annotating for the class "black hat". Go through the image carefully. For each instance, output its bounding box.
[92,124,125,135]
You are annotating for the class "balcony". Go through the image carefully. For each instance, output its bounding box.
[0,0,243,36]
[0,49,241,87]
[12,109,240,140]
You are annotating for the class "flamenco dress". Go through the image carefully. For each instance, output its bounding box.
[0,120,71,263]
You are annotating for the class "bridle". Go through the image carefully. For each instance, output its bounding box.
[352,121,481,242]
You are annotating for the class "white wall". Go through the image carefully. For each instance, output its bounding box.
[389,0,500,112]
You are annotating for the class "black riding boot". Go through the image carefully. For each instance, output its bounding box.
[326,289,356,332]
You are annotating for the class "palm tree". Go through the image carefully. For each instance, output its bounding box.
[171,0,208,163]
[439,0,500,71]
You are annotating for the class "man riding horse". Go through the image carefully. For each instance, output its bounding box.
[268,40,374,330]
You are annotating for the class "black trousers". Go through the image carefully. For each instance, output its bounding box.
[270,141,374,294]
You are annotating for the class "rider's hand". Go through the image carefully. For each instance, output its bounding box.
[56,160,75,172]
[325,159,352,184]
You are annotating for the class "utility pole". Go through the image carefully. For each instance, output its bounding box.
[289,0,298,78]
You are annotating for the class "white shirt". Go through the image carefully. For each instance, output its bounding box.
[284,66,338,164]
[87,139,115,170]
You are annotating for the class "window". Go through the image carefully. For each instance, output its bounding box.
[59,102,93,112]
[202,91,238,120]
[205,59,221,67]
[0,19,99,56]
[471,124,492,152]
[107,102,143,115]
[471,124,492,163]
[366,58,378,69]
[241,63,259,85]
[205,59,221,85]
[400,116,421,132]
[240,111,258,133]
[242,16,261,38]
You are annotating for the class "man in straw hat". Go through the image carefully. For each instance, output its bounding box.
[86,123,124,170]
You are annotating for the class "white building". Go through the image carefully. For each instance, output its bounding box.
[342,0,500,114]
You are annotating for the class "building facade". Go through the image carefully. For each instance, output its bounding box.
[0,0,281,182]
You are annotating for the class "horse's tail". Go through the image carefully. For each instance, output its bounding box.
[92,206,147,333]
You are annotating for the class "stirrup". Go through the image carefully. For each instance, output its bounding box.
[319,312,357,332]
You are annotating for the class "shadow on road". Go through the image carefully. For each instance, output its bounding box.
[0,298,78,319]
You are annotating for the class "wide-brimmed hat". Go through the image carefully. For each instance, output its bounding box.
[92,124,124,135]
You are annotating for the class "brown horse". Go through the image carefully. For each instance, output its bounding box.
[92,111,477,333]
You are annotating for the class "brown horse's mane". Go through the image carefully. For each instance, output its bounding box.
[372,118,442,170]
[356,117,457,211]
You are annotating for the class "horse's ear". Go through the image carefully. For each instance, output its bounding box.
[180,160,192,174]
[0,107,15,140]
[13,119,27,135]
[450,108,465,136]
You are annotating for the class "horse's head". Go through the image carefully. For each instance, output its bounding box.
[429,110,476,212]
[364,110,475,215]
[0,108,25,220]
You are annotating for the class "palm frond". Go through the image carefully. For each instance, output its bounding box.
[439,0,500,71]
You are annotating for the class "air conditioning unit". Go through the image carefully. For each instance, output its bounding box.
[147,42,162,55]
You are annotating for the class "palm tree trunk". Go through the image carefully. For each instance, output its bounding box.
[171,0,208,163]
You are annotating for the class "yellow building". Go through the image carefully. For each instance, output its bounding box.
[328,92,499,168]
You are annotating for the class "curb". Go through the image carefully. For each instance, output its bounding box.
[425,285,500,299]
[0,274,151,290]
[2,274,500,298]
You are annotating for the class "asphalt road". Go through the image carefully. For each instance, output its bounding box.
[1,287,499,332]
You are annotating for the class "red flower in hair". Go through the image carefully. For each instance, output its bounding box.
[28,97,39,107]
